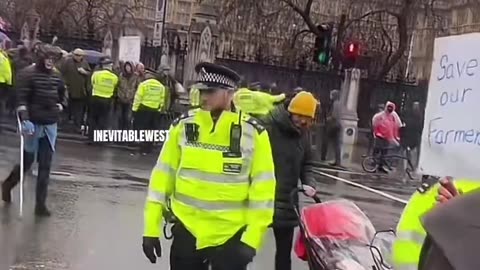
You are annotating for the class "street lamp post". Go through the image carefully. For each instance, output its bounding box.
[160,0,167,54]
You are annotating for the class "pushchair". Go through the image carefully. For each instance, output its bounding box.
[291,188,395,270]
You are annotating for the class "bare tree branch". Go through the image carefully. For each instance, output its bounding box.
[291,29,313,48]
[344,9,399,30]
[280,0,319,35]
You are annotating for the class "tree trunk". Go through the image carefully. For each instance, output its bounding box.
[376,7,411,80]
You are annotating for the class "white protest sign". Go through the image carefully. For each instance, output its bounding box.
[419,33,480,179]
[118,36,141,63]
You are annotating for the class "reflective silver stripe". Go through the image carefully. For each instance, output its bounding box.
[242,123,255,154]
[147,190,167,202]
[251,172,275,183]
[154,161,176,176]
[396,230,426,245]
[248,200,274,209]
[395,263,418,270]
[178,168,249,184]
[174,192,246,210]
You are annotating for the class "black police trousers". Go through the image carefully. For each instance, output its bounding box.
[133,107,160,153]
[88,96,112,141]
[170,224,249,270]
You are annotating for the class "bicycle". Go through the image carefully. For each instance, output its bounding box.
[361,144,415,180]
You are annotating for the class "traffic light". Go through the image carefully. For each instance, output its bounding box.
[343,42,360,69]
[312,24,332,65]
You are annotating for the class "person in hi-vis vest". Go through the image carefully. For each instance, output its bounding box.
[392,178,480,270]
[0,46,13,134]
[89,58,119,142]
[142,62,276,270]
[132,69,166,154]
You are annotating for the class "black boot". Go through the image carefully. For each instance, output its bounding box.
[1,166,20,203]
[35,204,51,217]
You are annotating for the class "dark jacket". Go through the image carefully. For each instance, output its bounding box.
[60,57,90,99]
[259,104,316,228]
[17,64,67,125]
[117,62,138,104]
[402,110,424,148]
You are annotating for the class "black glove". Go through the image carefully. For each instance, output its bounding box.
[236,242,256,265]
[213,241,256,268]
[142,237,162,264]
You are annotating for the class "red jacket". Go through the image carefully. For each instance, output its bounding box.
[372,101,401,142]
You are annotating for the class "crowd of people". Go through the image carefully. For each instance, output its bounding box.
[1,39,476,270]
[0,43,181,149]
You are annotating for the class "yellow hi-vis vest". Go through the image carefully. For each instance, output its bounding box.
[392,179,480,270]
[143,109,276,251]
[233,88,286,115]
[0,50,12,86]
[91,70,119,98]
[189,88,200,107]
[132,78,166,112]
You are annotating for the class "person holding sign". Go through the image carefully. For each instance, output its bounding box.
[393,177,480,270]
[419,178,480,270]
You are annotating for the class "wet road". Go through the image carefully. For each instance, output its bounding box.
[0,134,416,270]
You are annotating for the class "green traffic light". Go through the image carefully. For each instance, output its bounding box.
[318,52,327,64]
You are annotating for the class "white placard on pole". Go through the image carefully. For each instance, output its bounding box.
[419,33,480,179]
[118,36,141,63]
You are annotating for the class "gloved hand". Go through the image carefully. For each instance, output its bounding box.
[232,242,256,266]
[21,120,35,136]
[237,241,257,265]
[302,184,317,197]
[142,237,162,264]
[436,176,462,204]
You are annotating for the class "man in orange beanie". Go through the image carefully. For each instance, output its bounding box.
[258,91,319,270]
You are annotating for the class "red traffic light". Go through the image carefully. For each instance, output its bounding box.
[348,43,355,53]
[345,42,359,56]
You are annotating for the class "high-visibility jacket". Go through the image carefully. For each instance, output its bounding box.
[189,88,200,107]
[143,108,276,251]
[91,69,119,98]
[132,78,166,112]
[392,179,480,270]
[233,88,286,115]
[0,50,12,86]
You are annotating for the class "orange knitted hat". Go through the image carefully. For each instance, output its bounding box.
[288,91,318,118]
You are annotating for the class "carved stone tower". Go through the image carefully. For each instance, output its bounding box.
[184,0,218,83]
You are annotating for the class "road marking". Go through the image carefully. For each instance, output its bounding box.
[32,170,73,177]
[316,167,372,176]
[314,170,408,205]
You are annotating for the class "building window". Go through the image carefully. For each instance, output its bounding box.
[457,8,468,26]
[471,8,480,24]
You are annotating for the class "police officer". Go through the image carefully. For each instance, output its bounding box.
[142,62,276,270]
[0,45,13,133]
[132,69,166,154]
[89,58,119,141]
[392,178,480,270]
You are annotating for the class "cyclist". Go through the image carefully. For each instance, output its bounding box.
[371,101,402,173]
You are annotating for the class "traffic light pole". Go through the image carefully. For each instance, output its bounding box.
[333,14,347,70]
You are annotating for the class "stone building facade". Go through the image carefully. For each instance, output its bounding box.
[410,0,479,81]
